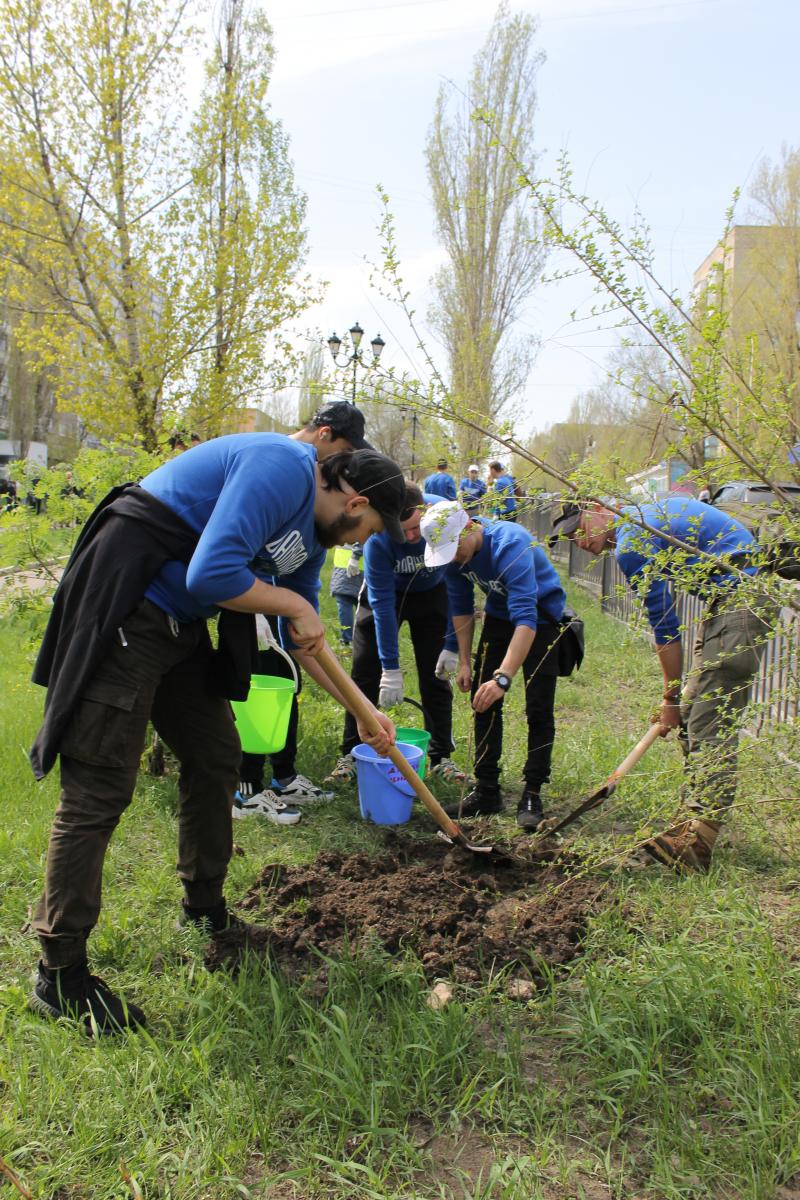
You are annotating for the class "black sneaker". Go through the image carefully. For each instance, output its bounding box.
[516,788,544,831]
[30,960,146,1035]
[178,899,248,935]
[442,787,503,819]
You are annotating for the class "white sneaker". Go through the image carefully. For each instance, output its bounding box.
[324,755,356,785]
[274,773,334,804]
[232,790,301,825]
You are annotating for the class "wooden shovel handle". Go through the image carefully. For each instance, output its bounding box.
[537,721,666,839]
[606,722,664,788]
[315,643,462,840]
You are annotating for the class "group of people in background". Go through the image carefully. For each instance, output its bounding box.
[423,458,521,520]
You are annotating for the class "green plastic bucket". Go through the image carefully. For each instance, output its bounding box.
[231,674,295,754]
[395,726,432,778]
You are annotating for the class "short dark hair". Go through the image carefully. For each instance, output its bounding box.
[489,460,503,472]
[319,450,355,493]
[400,482,424,521]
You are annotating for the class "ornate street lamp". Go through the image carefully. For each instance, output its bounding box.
[327,321,385,402]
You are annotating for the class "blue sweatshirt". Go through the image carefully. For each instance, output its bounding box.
[444,519,565,628]
[615,498,757,645]
[459,476,487,513]
[140,434,324,647]
[423,471,457,501]
[487,474,517,516]
[363,492,457,670]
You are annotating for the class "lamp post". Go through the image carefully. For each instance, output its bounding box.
[399,406,419,480]
[327,322,385,402]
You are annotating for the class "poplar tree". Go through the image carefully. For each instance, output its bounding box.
[183,0,312,435]
[425,3,545,462]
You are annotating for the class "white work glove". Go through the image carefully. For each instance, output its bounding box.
[379,668,404,708]
[435,649,459,680]
[345,552,362,578]
[255,613,274,650]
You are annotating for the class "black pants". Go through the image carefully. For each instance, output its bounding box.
[341,585,453,762]
[239,617,300,788]
[473,614,559,791]
[33,599,241,967]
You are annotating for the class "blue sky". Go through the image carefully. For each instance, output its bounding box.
[258,0,799,437]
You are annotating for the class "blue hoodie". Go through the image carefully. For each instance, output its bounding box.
[444,518,565,628]
[615,498,757,645]
[363,492,457,670]
[140,434,324,646]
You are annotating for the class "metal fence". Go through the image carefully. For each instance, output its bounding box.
[525,503,800,732]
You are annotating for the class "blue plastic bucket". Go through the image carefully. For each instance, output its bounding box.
[352,741,424,825]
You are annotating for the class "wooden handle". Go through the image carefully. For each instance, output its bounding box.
[607,722,664,786]
[315,643,462,840]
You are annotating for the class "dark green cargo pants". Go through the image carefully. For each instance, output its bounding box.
[33,599,241,967]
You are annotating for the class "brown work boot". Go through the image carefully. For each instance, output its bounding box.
[643,818,721,874]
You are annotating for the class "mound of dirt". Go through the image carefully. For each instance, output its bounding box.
[206,834,604,984]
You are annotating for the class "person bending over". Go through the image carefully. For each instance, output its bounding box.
[28,436,404,1032]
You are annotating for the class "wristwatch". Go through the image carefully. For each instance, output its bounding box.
[492,670,512,691]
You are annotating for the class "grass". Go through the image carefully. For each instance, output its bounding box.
[1,562,800,1198]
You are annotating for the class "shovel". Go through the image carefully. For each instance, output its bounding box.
[315,643,495,856]
[536,722,665,839]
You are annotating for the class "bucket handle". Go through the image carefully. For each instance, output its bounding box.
[402,695,428,723]
[256,615,300,694]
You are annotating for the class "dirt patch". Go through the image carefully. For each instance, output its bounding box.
[206,832,605,984]
[409,1122,503,1194]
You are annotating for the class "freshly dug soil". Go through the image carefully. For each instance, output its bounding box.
[206,834,604,984]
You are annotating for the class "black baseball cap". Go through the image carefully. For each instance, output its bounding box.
[548,501,584,546]
[310,401,369,449]
[341,449,406,542]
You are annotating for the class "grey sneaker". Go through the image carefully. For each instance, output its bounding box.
[274,772,334,804]
[232,789,301,824]
[324,754,356,785]
[429,758,472,785]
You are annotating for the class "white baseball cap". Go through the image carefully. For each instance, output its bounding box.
[468,464,480,472]
[420,500,469,567]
